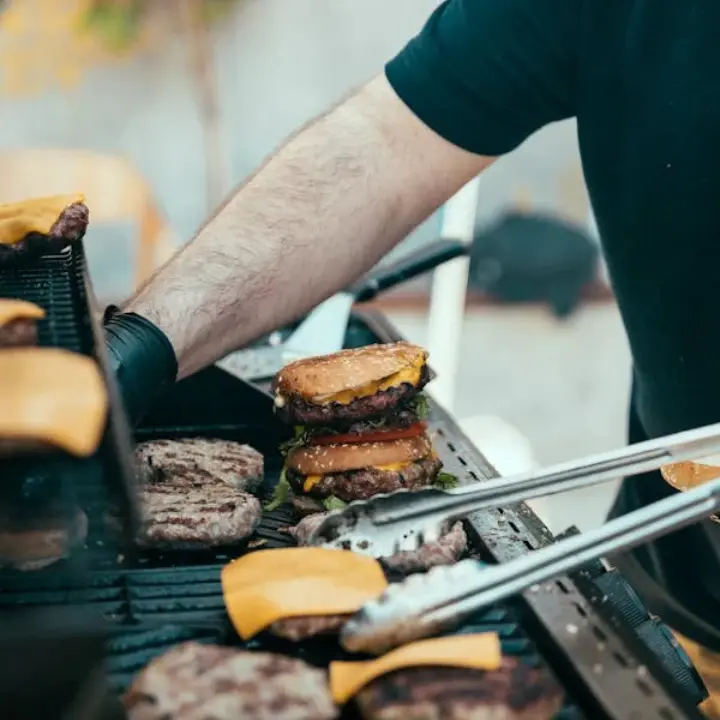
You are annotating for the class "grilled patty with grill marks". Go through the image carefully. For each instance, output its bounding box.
[135,438,264,494]
[286,456,441,503]
[124,642,338,720]
[355,658,563,720]
[133,438,264,548]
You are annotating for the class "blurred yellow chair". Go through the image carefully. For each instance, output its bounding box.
[0,148,177,289]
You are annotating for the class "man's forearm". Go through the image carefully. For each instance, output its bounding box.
[127,75,491,379]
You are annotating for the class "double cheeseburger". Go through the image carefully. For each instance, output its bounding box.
[268,342,456,515]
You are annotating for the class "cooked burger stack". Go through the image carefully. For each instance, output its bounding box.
[270,342,468,573]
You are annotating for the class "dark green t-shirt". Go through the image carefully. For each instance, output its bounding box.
[386,0,720,646]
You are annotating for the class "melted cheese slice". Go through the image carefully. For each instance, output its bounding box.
[303,461,411,492]
[222,547,388,640]
[0,299,45,326]
[0,348,107,456]
[315,358,424,406]
[0,194,85,246]
[330,633,502,705]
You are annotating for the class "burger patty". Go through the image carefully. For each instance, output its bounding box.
[124,642,338,720]
[135,438,264,494]
[270,614,349,642]
[0,318,38,348]
[286,457,442,503]
[307,407,421,437]
[355,658,563,720]
[287,512,467,573]
[0,507,87,571]
[276,365,430,426]
[0,202,89,267]
[136,484,262,549]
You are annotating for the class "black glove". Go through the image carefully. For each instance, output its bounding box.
[103,305,178,425]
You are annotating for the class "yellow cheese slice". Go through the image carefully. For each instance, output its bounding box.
[330,633,502,705]
[0,348,107,457]
[302,462,410,493]
[0,194,85,246]
[316,358,424,406]
[222,547,388,640]
[0,299,45,326]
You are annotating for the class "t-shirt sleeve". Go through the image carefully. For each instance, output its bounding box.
[385,0,581,156]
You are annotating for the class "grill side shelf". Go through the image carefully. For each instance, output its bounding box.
[435,424,702,720]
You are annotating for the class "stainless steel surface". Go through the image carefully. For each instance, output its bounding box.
[341,477,720,655]
[309,420,720,557]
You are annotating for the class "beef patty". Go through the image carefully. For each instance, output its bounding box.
[136,483,261,549]
[0,202,89,267]
[305,407,421,437]
[276,365,431,426]
[0,507,87,571]
[286,456,442,503]
[124,642,338,720]
[0,318,38,348]
[133,438,264,548]
[287,512,467,574]
[355,658,563,720]
[270,614,349,642]
[135,438,264,494]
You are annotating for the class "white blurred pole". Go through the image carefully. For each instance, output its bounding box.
[425,178,481,411]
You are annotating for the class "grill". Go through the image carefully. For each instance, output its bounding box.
[0,246,138,564]
[0,245,708,720]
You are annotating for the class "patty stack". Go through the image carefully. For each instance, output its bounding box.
[269,342,468,573]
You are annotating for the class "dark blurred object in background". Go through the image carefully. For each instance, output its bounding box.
[469,212,599,318]
[0,608,122,720]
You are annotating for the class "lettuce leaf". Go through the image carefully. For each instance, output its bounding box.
[322,496,348,511]
[434,471,459,490]
[279,426,310,456]
[265,469,292,511]
[408,393,429,420]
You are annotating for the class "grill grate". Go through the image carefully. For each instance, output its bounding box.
[0,244,138,576]
[0,301,705,719]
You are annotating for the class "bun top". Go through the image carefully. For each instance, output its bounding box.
[273,342,428,400]
[287,434,433,475]
[0,299,45,327]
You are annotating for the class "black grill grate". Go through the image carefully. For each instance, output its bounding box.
[0,244,138,576]
[0,302,705,720]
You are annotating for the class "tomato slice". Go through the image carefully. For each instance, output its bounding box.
[309,422,428,446]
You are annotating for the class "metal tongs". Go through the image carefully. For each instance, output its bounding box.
[308,420,720,557]
[339,476,720,654]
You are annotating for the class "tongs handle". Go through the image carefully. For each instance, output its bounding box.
[376,420,720,525]
[343,476,720,654]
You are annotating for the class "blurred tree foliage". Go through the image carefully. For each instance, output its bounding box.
[80,0,239,52]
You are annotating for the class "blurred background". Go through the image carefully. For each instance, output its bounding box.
[0,0,629,533]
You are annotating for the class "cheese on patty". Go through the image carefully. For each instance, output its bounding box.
[303,462,411,492]
[313,357,424,406]
[0,194,85,246]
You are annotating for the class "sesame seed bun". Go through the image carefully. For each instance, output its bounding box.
[273,342,428,401]
[286,434,433,475]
